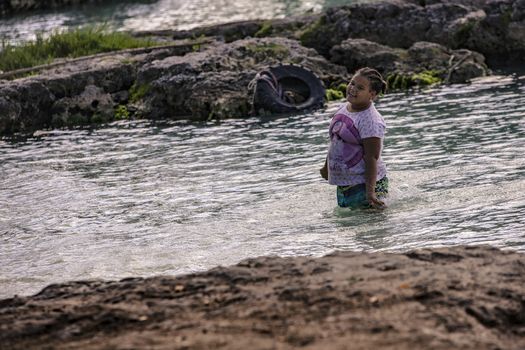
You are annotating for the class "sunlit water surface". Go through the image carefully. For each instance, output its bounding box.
[0,0,372,44]
[1,74,525,298]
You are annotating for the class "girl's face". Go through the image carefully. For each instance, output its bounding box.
[346,74,377,110]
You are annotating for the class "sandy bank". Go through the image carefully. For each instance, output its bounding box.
[1,245,524,349]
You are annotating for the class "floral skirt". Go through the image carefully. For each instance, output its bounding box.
[336,177,389,208]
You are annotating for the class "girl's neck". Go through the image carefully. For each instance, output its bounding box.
[347,101,372,113]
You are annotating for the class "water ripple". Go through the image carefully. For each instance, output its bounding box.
[0,0,362,44]
[1,74,525,298]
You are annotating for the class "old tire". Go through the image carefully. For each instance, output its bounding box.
[252,64,325,115]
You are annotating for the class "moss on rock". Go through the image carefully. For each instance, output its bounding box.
[298,16,332,50]
[245,42,289,60]
[114,105,130,120]
[412,70,442,86]
[453,20,476,47]
[386,70,443,90]
[325,88,344,101]
[245,42,288,54]
[386,73,412,90]
[325,83,347,101]
[254,21,273,38]
[129,83,150,103]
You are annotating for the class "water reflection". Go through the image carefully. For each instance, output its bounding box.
[0,0,376,44]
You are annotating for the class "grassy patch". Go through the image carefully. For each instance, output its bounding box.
[0,25,157,72]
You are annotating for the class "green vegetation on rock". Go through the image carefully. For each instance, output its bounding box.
[412,70,442,86]
[298,17,325,46]
[245,42,288,58]
[66,113,89,126]
[129,82,150,103]
[386,70,442,90]
[336,83,347,94]
[325,88,344,101]
[453,20,476,46]
[254,22,273,38]
[191,34,208,52]
[114,105,130,120]
[501,9,513,26]
[0,25,157,72]
[387,73,412,90]
[325,82,348,101]
[91,113,111,124]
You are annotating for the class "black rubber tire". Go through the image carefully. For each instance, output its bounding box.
[252,64,325,115]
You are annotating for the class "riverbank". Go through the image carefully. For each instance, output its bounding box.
[1,245,524,349]
[2,0,523,135]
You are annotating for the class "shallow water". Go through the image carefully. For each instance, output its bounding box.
[0,0,369,44]
[1,73,524,298]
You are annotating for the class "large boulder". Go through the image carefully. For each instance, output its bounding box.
[0,37,347,134]
[330,39,405,74]
[0,81,54,134]
[298,0,525,66]
[299,2,468,56]
[330,38,489,89]
[0,55,137,134]
[50,84,115,126]
[134,37,348,120]
[0,94,21,134]
[0,0,520,135]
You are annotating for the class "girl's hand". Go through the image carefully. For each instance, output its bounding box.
[320,165,328,180]
[367,192,386,209]
[320,158,328,180]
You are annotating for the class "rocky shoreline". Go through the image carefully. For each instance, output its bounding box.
[1,0,524,135]
[2,2,524,348]
[1,245,524,349]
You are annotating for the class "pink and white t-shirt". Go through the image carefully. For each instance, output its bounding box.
[327,102,387,186]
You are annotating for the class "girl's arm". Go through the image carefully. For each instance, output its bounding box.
[363,137,385,209]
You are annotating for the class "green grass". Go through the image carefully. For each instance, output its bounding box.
[0,25,157,72]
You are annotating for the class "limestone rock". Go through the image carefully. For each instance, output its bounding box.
[135,37,348,120]
[51,84,115,126]
[298,0,525,67]
[330,38,489,88]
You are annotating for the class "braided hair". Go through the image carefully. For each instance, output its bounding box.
[355,67,387,96]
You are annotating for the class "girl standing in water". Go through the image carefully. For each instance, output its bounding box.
[320,67,388,209]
